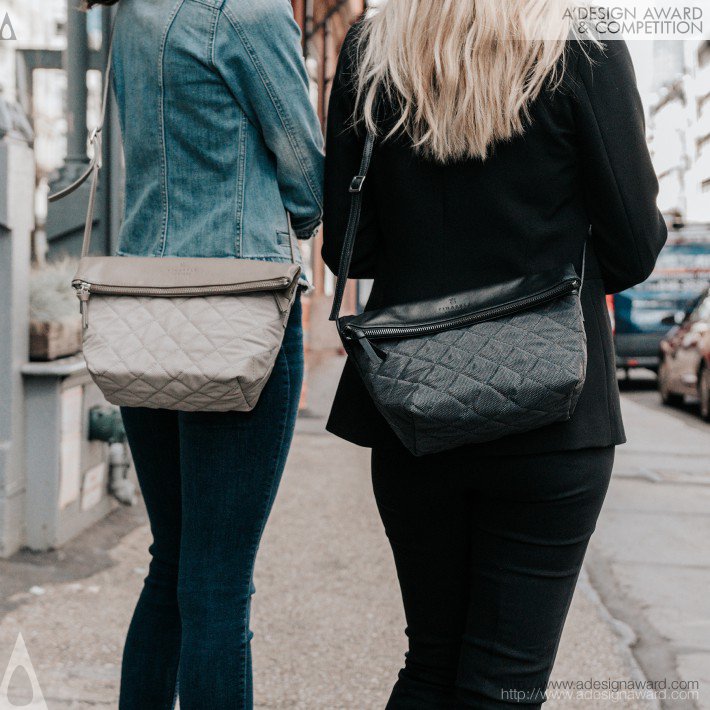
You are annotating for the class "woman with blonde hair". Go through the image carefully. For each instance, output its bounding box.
[323,1,666,707]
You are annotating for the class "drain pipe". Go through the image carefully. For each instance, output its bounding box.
[108,440,135,505]
[88,406,137,506]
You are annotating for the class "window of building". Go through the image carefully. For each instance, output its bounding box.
[700,40,710,69]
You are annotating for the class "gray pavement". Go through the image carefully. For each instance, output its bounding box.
[586,373,710,710]
[0,356,680,709]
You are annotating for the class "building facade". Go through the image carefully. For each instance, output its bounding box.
[649,39,710,224]
[291,0,367,357]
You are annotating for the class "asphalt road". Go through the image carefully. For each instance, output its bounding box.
[619,369,709,431]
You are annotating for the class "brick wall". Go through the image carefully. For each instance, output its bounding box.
[291,1,366,397]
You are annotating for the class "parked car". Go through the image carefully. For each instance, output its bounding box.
[608,224,710,374]
[658,285,710,420]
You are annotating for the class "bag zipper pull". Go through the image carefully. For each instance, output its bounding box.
[76,282,91,329]
[358,335,384,365]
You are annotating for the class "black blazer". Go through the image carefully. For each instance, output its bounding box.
[322,30,667,455]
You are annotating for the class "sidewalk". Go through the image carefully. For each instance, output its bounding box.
[586,379,710,710]
[0,355,656,709]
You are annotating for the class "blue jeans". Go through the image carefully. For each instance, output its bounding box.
[118,296,303,710]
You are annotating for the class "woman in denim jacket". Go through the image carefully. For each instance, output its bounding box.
[86,0,323,707]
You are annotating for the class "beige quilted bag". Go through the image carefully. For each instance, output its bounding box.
[50,32,301,412]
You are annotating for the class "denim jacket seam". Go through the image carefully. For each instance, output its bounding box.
[219,7,324,212]
[236,113,248,255]
[293,214,322,229]
[206,2,219,69]
[157,0,187,257]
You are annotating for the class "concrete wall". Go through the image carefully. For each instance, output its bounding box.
[0,138,35,556]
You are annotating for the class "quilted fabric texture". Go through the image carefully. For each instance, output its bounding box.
[82,292,289,411]
[348,293,587,456]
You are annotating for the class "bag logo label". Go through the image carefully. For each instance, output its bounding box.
[437,296,470,314]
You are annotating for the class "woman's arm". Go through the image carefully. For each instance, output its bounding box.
[322,26,380,279]
[214,0,324,238]
[573,40,667,294]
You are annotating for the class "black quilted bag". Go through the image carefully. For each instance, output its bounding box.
[330,133,588,456]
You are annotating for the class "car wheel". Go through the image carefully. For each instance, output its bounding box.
[700,366,710,422]
[659,360,683,407]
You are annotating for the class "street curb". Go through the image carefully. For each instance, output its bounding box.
[577,565,662,710]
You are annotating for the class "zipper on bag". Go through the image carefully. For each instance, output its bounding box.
[77,283,91,329]
[73,276,292,329]
[347,277,580,364]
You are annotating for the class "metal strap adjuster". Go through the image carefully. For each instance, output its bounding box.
[349,175,366,193]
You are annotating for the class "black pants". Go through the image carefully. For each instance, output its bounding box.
[371,444,615,709]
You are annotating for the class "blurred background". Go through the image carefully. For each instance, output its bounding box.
[0,1,708,708]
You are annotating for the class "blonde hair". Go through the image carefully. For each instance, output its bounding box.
[355,0,591,162]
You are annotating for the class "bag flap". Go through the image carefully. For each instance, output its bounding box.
[342,264,580,335]
[73,256,301,290]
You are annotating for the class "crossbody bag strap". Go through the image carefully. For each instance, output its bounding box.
[328,130,376,322]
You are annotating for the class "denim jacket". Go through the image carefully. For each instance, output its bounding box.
[112,0,324,272]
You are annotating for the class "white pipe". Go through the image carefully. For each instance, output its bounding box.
[108,441,136,505]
